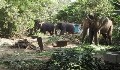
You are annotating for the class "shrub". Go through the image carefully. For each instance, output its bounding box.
[1,59,46,70]
[46,48,105,70]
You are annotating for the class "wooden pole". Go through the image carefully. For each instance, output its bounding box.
[37,37,44,52]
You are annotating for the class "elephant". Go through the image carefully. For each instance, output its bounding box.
[98,17,113,45]
[34,20,55,35]
[40,22,55,35]
[81,14,113,45]
[81,14,94,43]
[55,22,75,35]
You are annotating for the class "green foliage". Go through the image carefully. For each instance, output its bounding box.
[0,0,117,38]
[0,5,18,37]
[47,48,105,70]
[107,46,120,52]
[0,45,116,70]
[112,15,120,39]
[2,59,46,70]
[0,49,54,70]
[0,0,71,38]
[56,0,114,23]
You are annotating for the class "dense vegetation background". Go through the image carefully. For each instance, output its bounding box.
[0,0,119,38]
[0,0,71,37]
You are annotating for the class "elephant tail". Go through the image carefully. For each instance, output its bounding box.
[108,24,113,36]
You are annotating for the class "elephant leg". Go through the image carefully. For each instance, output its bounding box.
[102,34,108,45]
[40,28,46,34]
[94,32,99,45]
[52,31,54,35]
[55,30,57,35]
[60,29,66,35]
[107,32,112,45]
[49,31,54,35]
[89,29,94,44]
[107,26,112,45]
[82,28,88,43]
[107,35,112,45]
[60,30,64,35]
[55,26,58,35]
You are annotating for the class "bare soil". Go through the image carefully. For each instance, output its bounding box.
[0,36,79,70]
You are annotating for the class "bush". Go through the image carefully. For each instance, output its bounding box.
[112,15,120,39]
[0,46,113,70]
[56,0,114,23]
[1,59,46,70]
[0,0,68,38]
[46,48,105,70]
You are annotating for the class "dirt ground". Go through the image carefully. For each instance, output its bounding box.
[0,35,80,68]
[0,36,78,59]
[0,36,120,70]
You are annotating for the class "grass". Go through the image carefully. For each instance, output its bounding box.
[0,49,55,70]
[0,38,119,70]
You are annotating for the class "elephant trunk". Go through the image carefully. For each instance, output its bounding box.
[55,29,57,35]
[55,25,58,35]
